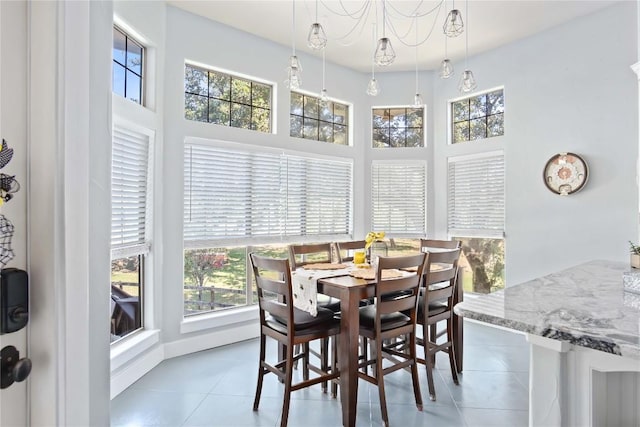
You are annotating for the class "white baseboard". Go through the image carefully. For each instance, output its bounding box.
[164,321,259,359]
[110,344,164,399]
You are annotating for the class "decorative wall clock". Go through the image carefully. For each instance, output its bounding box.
[543,152,588,195]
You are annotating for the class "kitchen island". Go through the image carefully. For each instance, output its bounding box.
[454,260,640,427]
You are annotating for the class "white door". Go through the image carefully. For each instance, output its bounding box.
[0,1,29,426]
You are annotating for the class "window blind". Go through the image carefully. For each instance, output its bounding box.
[111,127,151,257]
[371,161,426,235]
[447,152,505,238]
[184,141,353,248]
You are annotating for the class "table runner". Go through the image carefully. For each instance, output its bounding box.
[291,266,351,316]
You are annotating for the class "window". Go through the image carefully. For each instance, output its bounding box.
[451,88,504,143]
[110,126,152,342]
[371,161,426,235]
[372,107,424,148]
[448,152,505,293]
[112,27,144,104]
[290,92,349,145]
[183,140,353,316]
[184,64,272,133]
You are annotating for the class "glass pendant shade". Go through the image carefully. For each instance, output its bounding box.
[366,77,379,96]
[307,23,327,50]
[285,55,302,89]
[443,9,464,37]
[320,88,329,104]
[440,59,454,79]
[374,37,396,66]
[458,69,477,93]
[413,93,424,106]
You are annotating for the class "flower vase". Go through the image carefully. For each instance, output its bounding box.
[368,240,388,268]
[631,254,640,269]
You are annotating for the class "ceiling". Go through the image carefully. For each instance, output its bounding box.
[167,0,620,72]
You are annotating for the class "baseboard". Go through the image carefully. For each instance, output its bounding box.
[164,321,259,359]
[110,344,164,399]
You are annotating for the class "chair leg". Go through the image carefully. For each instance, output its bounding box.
[253,334,267,410]
[447,318,459,385]
[375,339,390,427]
[429,323,437,365]
[280,343,295,427]
[293,343,300,369]
[423,333,437,401]
[321,338,329,392]
[302,342,309,381]
[331,335,339,398]
[409,332,423,411]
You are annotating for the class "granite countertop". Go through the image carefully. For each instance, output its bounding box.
[454,260,640,360]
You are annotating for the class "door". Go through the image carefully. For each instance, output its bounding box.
[0,1,29,426]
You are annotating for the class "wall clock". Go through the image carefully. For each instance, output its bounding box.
[543,152,588,195]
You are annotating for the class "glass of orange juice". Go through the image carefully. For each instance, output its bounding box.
[354,250,366,265]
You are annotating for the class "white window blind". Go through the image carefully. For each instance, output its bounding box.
[184,141,353,247]
[371,161,426,235]
[111,127,151,257]
[447,152,505,238]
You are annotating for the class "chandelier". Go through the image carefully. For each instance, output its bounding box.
[285,0,478,97]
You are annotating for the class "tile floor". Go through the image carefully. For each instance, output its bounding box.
[111,320,530,426]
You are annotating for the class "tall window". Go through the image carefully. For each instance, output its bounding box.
[183,140,353,316]
[371,161,426,235]
[451,88,504,143]
[184,64,272,133]
[448,152,505,294]
[372,107,424,148]
[290,92,349,145]
[110,126,152,342]
[112,27,144,104]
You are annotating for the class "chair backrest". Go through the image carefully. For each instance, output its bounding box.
[420,238,461,251]
[336,240,367,263]
[288,243,333,269]
[374,253,427,327]
[422,248,461,308]
[249,253,294,331]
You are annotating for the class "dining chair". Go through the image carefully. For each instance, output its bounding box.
[415,248,461,401]
[288,243,341,384]
[249,253,340,427]
[336,240,367,263]
[358,253,426,427]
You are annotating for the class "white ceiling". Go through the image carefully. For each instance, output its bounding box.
[167,0,620,72]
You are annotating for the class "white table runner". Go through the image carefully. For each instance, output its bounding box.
[291,267,351,316]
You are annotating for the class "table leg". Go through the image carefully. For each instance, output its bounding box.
[339,288,359,427]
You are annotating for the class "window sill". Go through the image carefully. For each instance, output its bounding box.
[180,305,259,335]
[110,328,160,372]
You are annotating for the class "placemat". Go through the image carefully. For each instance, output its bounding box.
[349,268,404,280]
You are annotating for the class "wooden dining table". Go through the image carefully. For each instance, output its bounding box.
[317,267,464,427]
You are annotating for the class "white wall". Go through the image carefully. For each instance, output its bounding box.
[432,1,639,286]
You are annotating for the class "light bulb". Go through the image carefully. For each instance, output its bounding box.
[443,9,464,37]
[288,55,302,70]
[440,59,454,79]
[458,70,477,93]
[307,23,327,50]
[374,37,396,66]
[413,93,424,106]
[366,77,379,96]
[320,88,329,104]
[285,55,302,89]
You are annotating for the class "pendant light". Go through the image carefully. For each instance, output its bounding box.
[443,0,464,37]
[413,16,423,106]
[285,0,302,89]
[307,0,327,50]
[320,49,329,106]
[439,21,454,79]
[458,0,477,93]
[374,0,395,66]
[366,23,379,96]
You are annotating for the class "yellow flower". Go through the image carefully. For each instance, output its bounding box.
[365,231,385,250]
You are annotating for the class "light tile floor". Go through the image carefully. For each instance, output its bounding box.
[111,320,530,426]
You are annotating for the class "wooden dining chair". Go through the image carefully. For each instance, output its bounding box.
[358,253,426,427]
[420,238,461,251]
[249,253,340,427]
[336,240,367,263]
[415,248,461,401]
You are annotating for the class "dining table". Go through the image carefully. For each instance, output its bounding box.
[316,264,464,427]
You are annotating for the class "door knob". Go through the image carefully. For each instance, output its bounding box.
[1,345,31,389]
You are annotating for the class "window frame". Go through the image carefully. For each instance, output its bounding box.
[371,105,425,148]
[448,87,504,144]
[112,25,145,105]
[110,121,155,344]
[289,90,351,146]
[184,62,274,133]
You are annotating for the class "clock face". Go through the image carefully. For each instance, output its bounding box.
[543,153,588,195]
